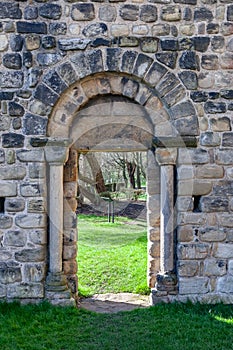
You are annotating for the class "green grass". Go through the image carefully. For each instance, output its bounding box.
[0,301,232,350]
[77,214,149,296]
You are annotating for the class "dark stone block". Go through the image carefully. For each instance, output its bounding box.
[120,4,139,21]
[0,2,22,19]
[213,181,233,196]
[140,37,158,53]
[222,132,233,147]
[49,23,67,35]
[133,53,153,78]
[23,52,33,68]
[70,52,91,78]
[194,7,213,22]
[86,49,103,74]
[82,23,107,37]
[211,36,225,51]
[106,48,122,71]
[201,54,219,70]
[9,102,25,117]
[172,115,199,136]
[56,62,78,86]
[178,71,197,90]
[179,51,198,70]
[23,113,47,136]
[24,6,38,20]
[208,92,219,100]
[16,90,32,99]
[193,37,210,52]
[227,4,233,21]
[34,83,58,107]
[17,22,47,34]
[174,0,197,4]
[91,38,111,47]
[200,196,228,212]
[39,3,62,19]
[220,90,233,99]
[200,131,220,146]
[156,52,178,69]
[190,91,208,102]
[10,34,23,52]
[156,72,179,97]
[43,71,67,94]
[0,71,24,88]
[121,50,138,73]
[228,103,233,111]
[161,39,178,51]
[42,36,56,49]
[207,23,219,34]
[29,67,42,88]
[37,53,63,66]
[71,3,95,21]
[204,101,227,114]
[171,25,178,37]
[58,38,90,51]
[145,61,167,86]
[178,38,194,50]
[170,100,196,119]
[0,92,14,100]
[140,5,157,22]
[183,7,192,21]
[12,118,22,130]
[2,133,25,148]
[3,53,22,70]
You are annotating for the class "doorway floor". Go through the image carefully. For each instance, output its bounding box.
[78,293,150,313]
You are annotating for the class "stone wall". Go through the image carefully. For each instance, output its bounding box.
[0,0,233,304]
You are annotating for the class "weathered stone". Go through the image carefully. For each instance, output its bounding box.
[161,5,181,21]
[24,264,46,282]
[71,3,95,21]
[42,36,56,49]
[0,115,10,131]
[4,230,26,247]
[220,53,233,69]
[201,54,219,70]
[193,36,210,52]
[17,22,47,34]
[2,133,24,148]
[214,243,233,258]
[25,35,41,51]
[194,7,213,22]
[49,23,67,35]
[34,84,58,106]
[140,37,158,53]
[178,148,209,165]
[0,3,22,19]
[196,165,224,179]
[217,276,233,293]
[210,117,231,132]
[211,36,225,52]
[58,38,90,51]
[28,199,46,213]
[83,23,107,37]
[7,283,44,299]
[190,91,208,102]
[199,227,226,242]
[120,5,139,21]
[0,266,22,284]
[22,113,47,136]
[15,214,46,228]
[178,71,197,90]
[20,183,44,197]
[204,258,226,276]
[8,102,24,117]
[161,38,178,51]
[200,132,221,147]
[227,4,233,21]
[0,71,24,88]
[3,53,22,69]
[37,53,63,66]
[179,51,199,70]
[63,244,77,260]
[16,149,44,163]
[140,5,157,22]
[0,34,8,51]
[10,35,23,51]
[5,198,25,212]
[200,196,229,212]
[152,24,170,36]
[39,4,62,20]
[179,277,209,294]
[207,23,219,34]
[99,5,117,22]
[30,230,47,245]
[0,215,13,229]
[178,261,199,277]
[0,165,26,180]
[24,6,38,20]
[156,52,178,69]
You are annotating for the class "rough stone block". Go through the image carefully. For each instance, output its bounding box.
[178,243,210,259]
[15,214,46,229]
[204,258,226,277]
[39,3,62,20]
[214,243,233,258]
[200,132,221,147]
[156,52,178,69]
[120,5,139,21]
[144,61,167,86]
[49,23,67,36]
[34,84,58,106]
[178,261,199,277]
[5,198,25,212]
[71,3,95,21]
[30,230,47,245]
[195,165,224,179]
[178,148,209,165]
[0,182,17,197]
[161,5,181,21]
[63,244,77,260]
[217,275,233,293]
[0,2,22,19]
[4,230,26,247]
[99,5,117,22]
[0,266,22,284]
[7,283,44,299]
[28,199,46,213]
[17,22,47,34]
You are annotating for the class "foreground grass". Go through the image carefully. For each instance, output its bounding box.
[77,214,149,296]
[0,302,232,350]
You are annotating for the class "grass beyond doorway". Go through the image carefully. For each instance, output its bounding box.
[77,214,149,297]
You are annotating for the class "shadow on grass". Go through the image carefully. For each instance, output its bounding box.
[0,301,232,350]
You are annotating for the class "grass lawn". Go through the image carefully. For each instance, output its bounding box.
[0,301,232,350]
[77,214,149,296]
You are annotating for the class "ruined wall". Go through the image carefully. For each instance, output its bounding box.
[0,0,233,304]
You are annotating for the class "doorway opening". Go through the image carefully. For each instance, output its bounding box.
[76,151,150,298]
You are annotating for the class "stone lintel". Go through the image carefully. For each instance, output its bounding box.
[153,136,197,148]
[156,148,177,165]
[44,138,73,164]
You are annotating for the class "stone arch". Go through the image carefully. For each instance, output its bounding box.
[41,48,199,303]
